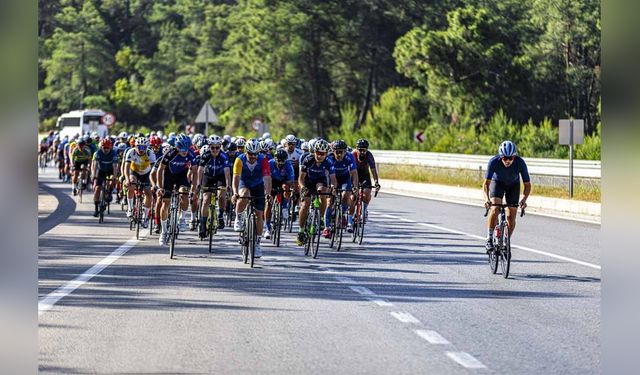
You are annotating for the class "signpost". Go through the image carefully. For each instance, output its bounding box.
[559,119,585,198]
[414,130,425,143]
[195,101,218,135]
[252,118,269,136]
[101,112,116,127]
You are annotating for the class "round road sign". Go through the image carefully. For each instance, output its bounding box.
[102,113,116,127]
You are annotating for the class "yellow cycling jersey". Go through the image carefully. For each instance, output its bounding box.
[124,147,156,174]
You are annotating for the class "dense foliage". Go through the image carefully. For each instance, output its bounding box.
[39,0,600,159]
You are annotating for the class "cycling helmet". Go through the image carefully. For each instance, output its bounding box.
[193,133,204,147]
[262,132,272,140]
[285,134,297,144]
[314,139,330,153]
[498,140,517,157]
[135,137,149,147]
[223,134,232,142]
[175,134,191,152]
[100,138,112,149]
[209,135,223,146]
[195,136,208,149]
[78,139,86,147]
[136,132,145,138]
[167,136,176,147]
[235,137,246,148]
[149,135,162,148]
[161,142,171,154]
[276,149,288,162]
[332,140,347,150]
[308,138,318,151]
[245,138,261,153]
[200,145,210,155]
[301,141,310,152]
[356,138,369,149]
[83,134,92,143]
[168,132,176,138]
[265,138,275,150]
[227,142,238,152]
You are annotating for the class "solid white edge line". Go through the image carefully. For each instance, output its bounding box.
[446,351,487,369]
[380,189,601,225]
[374,212,601,270]
[38,237,139,316]
[415,329,451,345]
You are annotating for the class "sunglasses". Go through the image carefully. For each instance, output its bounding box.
[501,156,515,161]
[247,152,258,157]
[335,150,345,154]
[287,143,296,146]
[358,148,367,152]
[210,146,221,150]
[315,152,327,156]
[136,146,147,151]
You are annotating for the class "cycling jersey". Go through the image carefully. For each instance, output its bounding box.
[233,153,270,189]
[200,151,230,177]
[300,154,335,181]
[328,153,356,178]
[352,150,376,174]
[269,159,295,182]
[286,148,304,164]
[162,149,196,175]
[71,147,93,163]
[485,155,530,185]
[125,147,156,175]
[93,149,119,172]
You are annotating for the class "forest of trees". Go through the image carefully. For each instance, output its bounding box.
[38,0,601,159]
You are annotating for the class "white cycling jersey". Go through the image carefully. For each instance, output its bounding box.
[124,147,156,175]
[286,148,304,164]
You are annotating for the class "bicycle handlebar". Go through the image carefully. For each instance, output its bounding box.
[483,203,526,217]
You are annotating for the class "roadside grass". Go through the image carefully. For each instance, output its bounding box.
[378,164,600,203]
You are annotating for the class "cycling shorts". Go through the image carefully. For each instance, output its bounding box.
[72,160,89,171]
[336,174,352,191]
[240,184,266,211]
[357,170,372,189]
[202,174,226,189]
[489,180,520,205]
[132,171,151,188]
[162,171,190,199]
[302,176,326,197]
[95,170,114,186]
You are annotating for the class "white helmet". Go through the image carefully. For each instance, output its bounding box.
[285,134,297,144]
[118,132,128,139]
[301,141,310,152]
[313,139,330,153]
[262,132,271,140]
[209,134,222,145]
[200,145,210,154]
[193,133,204,145]
[135,136,149,147]
[245,138,261,153]
[235,137,246,147]
[308,138,318,151]
[258,139,270,152]
[223,134,231,142]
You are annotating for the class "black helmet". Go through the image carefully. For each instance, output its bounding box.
[356,138,369,149]
[276,149,288,162]
[333,139,347,150]
[227,142,237,152]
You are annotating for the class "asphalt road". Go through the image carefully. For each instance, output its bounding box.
[38,168,600,374]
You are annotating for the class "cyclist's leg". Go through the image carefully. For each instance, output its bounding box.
[504,182,520,237]
[487,180,504,232]
[93,171,104,215]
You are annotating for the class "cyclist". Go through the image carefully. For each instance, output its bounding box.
[351,138,380,228]
[264,149,295,239]
[232,139,272,258]
[197,135,231,238]
[124,137,156,226]
[325,140,359,236]
[235,137,246,154]
[156,135,197,245]
[259,139,274,160]
[70,139,93,195]
[91,138,119,217]
[38,136,49,164]
[56,136,67,180]
[296,139,337,246]
[483,140,531,251]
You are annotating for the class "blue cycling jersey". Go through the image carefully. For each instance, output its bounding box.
[162,149,196,174]
[234,153,271,188]
[269,159,295,181]
[93,149,119,172]
[300,154,335,180]
[485,155,530,184]
[200,151,230,176]
[327,153,356,178]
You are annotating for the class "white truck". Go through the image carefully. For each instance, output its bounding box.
[56,109,110,139]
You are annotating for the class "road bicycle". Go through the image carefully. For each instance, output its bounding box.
[286,191,299,233]
[328,188,347,251]
[199,185,225,253]
[351,183,380,245]
[75,166,88,203]
[484,203,525,279]
[237,196,263,268]
[129,181,145,240]
[168,185,190,259]
[302,190,332,259]
[270,187,291,247]
[97,175,113,224]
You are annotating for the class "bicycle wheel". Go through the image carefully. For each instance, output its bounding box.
[311,209,321,259]
[135,196,142,240]
[207,202,215,253]
[488,231,499,274]
[241,211,249,264]
[98,190,105,223]
[275,205,282,247]
[287,203,294,232]
[249,212,256,268]
[271,202,279,245]
[303,211,313,256]
[149,195,155,236]
[333,208,341,251]
[500,229,512,278]
[357,211,365,245]
[169,199,177,259]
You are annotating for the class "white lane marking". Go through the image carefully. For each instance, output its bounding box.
[38,237,139,316]
[335,276,355,283]
[415,329,450,345]
[390,311,421,324]
[349,286,375,295]
[380,189,601,225]
[374,212,601,270]
[367,298,393,307]
[446,351,487,369]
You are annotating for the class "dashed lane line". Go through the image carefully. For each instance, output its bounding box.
[446,351,487,369]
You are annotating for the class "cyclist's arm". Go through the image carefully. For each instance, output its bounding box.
[224,167,231,188]
[329,173,338,189]
[483,179,492,203]
[232,175,240,196]
[124,162,132,182]
[350,169,358,189]
[368,153,379,184]
[157,163,165,190]
[261,157,272,195]
[91,154,98,180]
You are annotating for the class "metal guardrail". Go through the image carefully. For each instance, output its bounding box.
[372,150,600,179]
